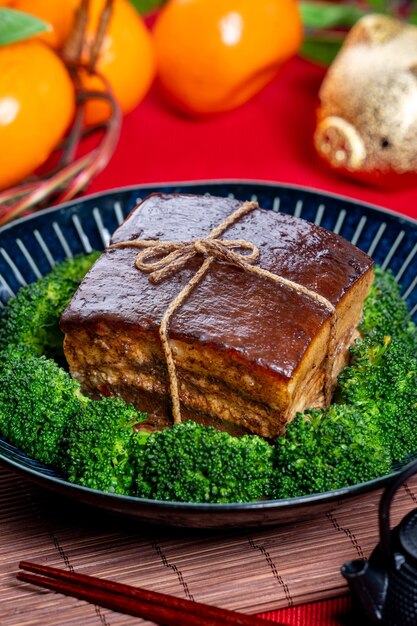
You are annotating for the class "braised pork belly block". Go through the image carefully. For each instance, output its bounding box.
[60,194,374,438]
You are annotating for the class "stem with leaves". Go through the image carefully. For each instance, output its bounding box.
[300,0,417,64]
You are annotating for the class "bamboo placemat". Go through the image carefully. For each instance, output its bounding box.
[1,464,417,626]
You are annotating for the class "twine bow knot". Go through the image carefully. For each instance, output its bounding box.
[112,237,260,285]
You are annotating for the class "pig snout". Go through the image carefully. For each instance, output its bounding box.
[314,116,367,171]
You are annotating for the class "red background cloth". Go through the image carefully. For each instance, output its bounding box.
[89,55,417,220]
[86,53,416,625]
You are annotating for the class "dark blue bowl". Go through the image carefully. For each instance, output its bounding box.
[1,181,416,528]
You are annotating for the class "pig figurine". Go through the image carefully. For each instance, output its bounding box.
[314,14,417,187]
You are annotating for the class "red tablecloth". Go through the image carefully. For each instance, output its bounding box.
[85,53,416,625]
[89,55,417,220]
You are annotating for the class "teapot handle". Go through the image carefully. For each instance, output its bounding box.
[379,457,417,564]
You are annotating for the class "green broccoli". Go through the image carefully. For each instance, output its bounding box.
[336,265,417,462]
[0,252,99,361]
[338,335,417,462]
[63,397,147,495]
[271,405,391,499]
[0,348,148,492]
[0,350,86,466]
[360,265,417,346]
[133,420,273,503]
[336,337,391,404]
[0,252,150,494]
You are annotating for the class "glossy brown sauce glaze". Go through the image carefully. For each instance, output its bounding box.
[61,193,373,379]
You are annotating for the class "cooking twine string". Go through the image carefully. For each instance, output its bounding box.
[110,200,337,425]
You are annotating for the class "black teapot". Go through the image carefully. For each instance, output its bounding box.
[342,458,417,625]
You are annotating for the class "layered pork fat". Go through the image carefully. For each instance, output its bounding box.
[61,194,374,438]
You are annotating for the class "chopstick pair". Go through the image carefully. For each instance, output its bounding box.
[17,561,279,626]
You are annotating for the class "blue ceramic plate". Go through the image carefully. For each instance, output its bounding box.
[1,181,416,528]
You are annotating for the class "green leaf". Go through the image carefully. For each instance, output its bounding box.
[0,8,50,46]
[366,0,387,11]
[300,1,366,30]
[300,34,344,66]
[129,0,165,14]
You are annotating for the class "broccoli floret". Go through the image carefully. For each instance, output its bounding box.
[0,350,86,466]
[338,335,417,462]
[64,397,147,495]
[0,252,99,361]
[134,421,273,503]
[271,405,391,499]
[0,253,150,495]
[337,336,391,403]
[361,266,417,345]
[0,347,148,493]
[334,264,417,462]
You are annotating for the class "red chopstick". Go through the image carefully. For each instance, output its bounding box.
[17,561,279,626]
